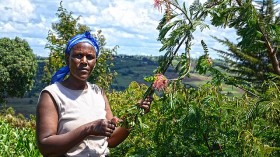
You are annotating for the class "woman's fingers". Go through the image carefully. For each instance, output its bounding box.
[105,121,116,136]
[91,119,116,137]
[138,96,153,113]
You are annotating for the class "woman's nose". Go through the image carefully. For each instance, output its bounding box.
[80,55,87,63]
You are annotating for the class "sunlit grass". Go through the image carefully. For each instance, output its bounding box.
[0,109,41,157]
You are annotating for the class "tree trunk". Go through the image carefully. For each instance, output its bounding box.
[257,24,280,75]
[268,51,280,75]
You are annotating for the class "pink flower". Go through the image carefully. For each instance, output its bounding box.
[153,0,171,21]
[154,0,162,11]
[153,74,168,91]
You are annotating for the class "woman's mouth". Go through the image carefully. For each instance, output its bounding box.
[79,69,89,73]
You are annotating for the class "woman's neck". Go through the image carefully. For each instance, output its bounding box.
[61,77,88,90]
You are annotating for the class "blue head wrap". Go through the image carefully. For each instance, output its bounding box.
[50,31,99,84]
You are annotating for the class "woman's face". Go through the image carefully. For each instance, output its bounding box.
[67,42,97,82]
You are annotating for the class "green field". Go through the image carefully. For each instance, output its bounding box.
[1,98,38,118]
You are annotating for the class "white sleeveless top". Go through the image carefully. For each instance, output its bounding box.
[42,82,109,157]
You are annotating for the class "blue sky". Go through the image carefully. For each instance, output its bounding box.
[0,0,278,59]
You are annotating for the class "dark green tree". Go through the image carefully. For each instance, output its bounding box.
[0,37,37,102]
[43,1,117,90]
[210,0,280,89]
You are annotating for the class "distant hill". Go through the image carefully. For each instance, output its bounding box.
[110,55,213,90]
[110,55,160,90]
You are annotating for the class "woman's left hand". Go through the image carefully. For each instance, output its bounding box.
[138,96,153,113]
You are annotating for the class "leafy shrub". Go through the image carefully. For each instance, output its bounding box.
[0,116,40,156]
[108,81,280,157]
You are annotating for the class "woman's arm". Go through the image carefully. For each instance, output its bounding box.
[36,91,115,157]
[102,92,153,148]
[107,127,130,148]
[102,91,130,147]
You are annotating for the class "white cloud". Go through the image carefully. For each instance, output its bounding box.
[0,0,35,22]
[96,0,159,33]
[67,0,99,14]
[79,15,98,25]
[0,23,16,32]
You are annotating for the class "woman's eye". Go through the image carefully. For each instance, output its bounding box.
[86,55,95,60]
[72,54,95,60]
[73,54,83,59]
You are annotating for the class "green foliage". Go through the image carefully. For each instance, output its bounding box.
[154,0,213,85]
[108,82,159,156]
[210,0,280,90]
[106,79,280,156]
[27,58,48,98]
[106,1,279,156]
[0,121,40,157]
[109,82,150,128]
[0,110,40,157]
[0,37,37,102]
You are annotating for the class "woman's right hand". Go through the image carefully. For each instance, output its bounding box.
[90,119,116,137]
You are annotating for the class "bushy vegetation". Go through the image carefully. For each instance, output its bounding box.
[109,81,280,156]
[0,108,40,157]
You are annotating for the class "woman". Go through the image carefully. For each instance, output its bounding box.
[36,31,152,157]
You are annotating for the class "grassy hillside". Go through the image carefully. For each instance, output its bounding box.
[110,55,207,90]
[110,55,243,95]
[110,55,159,90]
